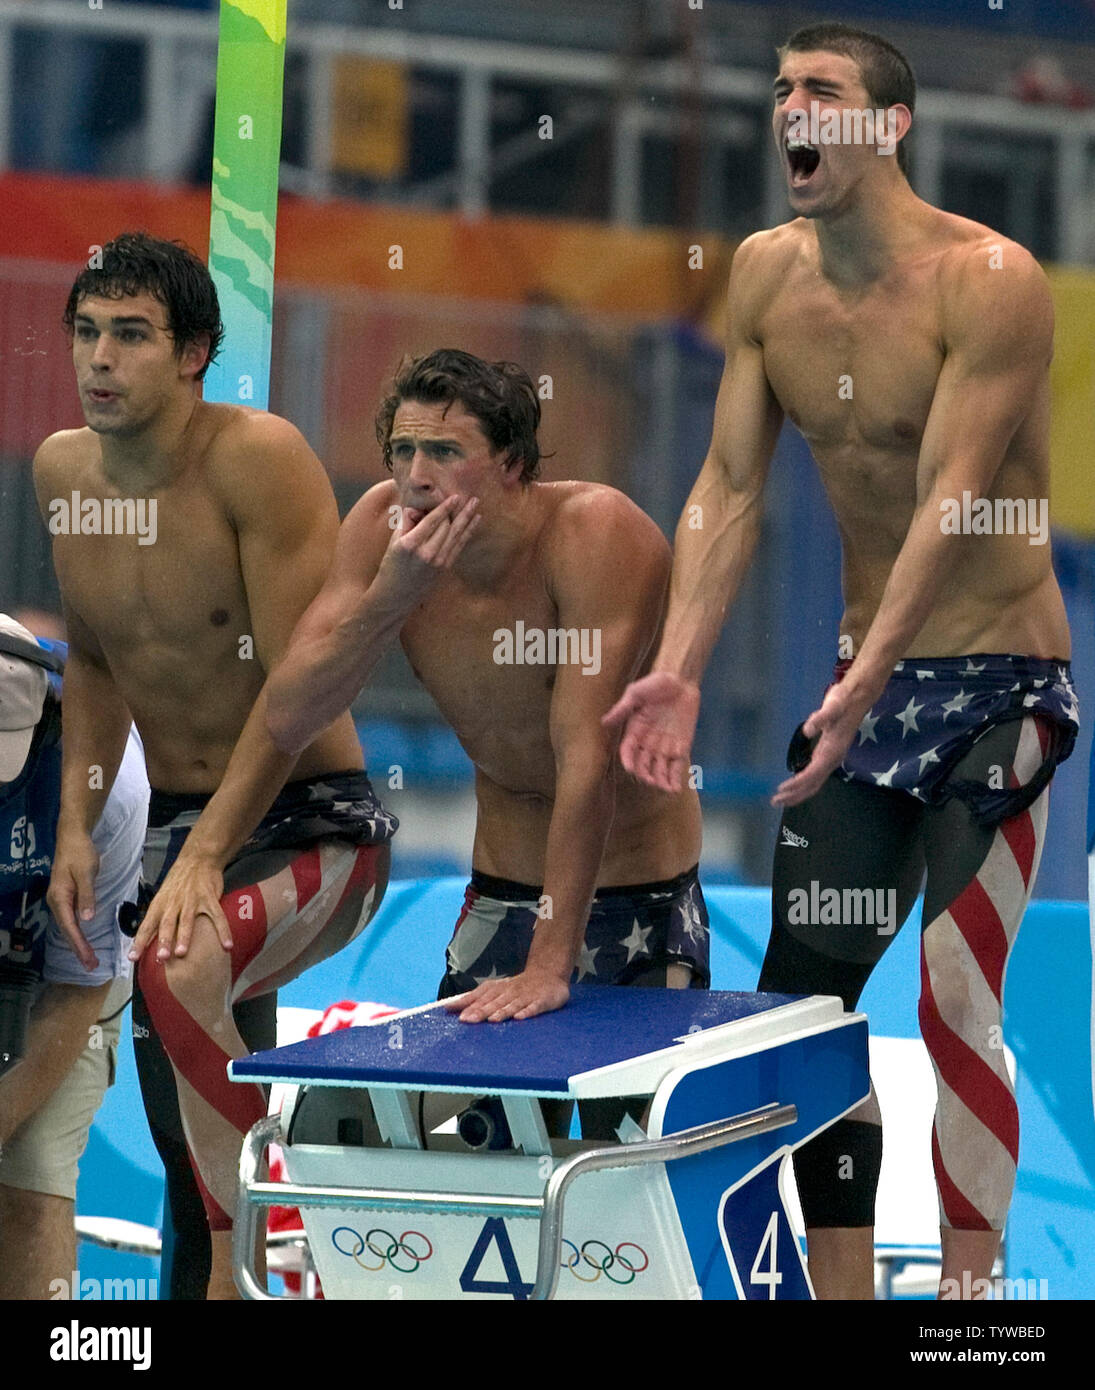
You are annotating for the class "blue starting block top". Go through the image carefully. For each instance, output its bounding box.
[230,986,809,1096]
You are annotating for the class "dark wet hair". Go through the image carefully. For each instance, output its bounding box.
[62,231,224,380]
[375,349,542,483]
[779,23,916,175]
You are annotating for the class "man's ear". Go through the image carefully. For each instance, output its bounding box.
[500,452,527,489]
[889,103,913,146]
[180,333,212,382]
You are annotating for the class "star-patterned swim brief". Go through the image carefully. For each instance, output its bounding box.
[437,864,710,997]
[127,769,398,929]
[789,654,1078,827]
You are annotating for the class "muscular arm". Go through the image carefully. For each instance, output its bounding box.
[605,235,785,791]
[451,492,672,1022]
[264,485,476,756]
[53,608,132,839]
[34,440,133,952]
[263,487,398,755]
[775,244,1055,805]
[658,239,785,683]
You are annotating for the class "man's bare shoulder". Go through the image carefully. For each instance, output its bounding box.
[203,403,315,472]
[727,224,809,326]
[202,404,335,517]
[315,478,396,583]
[32,426,98,478]
[930,210,1043,277]
[541,481,670,572]
[931,214,1052,350]
[735,222,809,270]
[342,478,399,541]
[31,428,100,512]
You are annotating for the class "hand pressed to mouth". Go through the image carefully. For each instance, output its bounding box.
[403,496,457,525]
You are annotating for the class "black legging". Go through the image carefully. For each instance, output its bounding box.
[759,717,1050,1231]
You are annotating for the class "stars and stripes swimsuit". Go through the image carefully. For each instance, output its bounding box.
[438,865,710,998]
[760,653,1077,1233]
[437,866,709,1144]
[128,771,396,1298]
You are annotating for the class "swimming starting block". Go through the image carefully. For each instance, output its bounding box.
[230,986,868,1300]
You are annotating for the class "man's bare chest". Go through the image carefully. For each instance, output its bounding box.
[759,279,944,453]
[50,476,248,652]
[402,578,560,750]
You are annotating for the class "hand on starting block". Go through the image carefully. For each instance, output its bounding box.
[443,967,571,1023]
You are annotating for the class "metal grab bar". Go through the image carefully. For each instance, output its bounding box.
[529,1103,797,1300]
[234,1103,797,1300]
[235,1116,290,1301]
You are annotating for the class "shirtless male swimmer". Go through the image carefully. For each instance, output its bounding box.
[36,233,396,1299]
[258,351,708,1103]
[606,24,1077,1300]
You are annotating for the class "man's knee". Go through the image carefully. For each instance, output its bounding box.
[918,977,997,1054]
[138,937,225,1025]
[0,1184,77,1298]
[793,1119,883,1228]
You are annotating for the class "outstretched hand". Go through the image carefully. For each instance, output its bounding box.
[602,672,701,792]
[772,679,877,808]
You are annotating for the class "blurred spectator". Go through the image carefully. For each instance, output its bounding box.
[1011,55,1095,109]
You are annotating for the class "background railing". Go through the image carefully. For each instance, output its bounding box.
[2,2,1094,262]
[1,5,1091,892]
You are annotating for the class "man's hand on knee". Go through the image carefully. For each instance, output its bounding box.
[129,851,231,963]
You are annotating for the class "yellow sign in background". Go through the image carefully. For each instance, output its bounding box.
[331,58,409,181]
[1046,267,1095,539]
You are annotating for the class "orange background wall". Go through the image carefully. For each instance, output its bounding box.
[4,172,1091,535]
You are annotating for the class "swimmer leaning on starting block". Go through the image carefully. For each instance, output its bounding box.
[35,233,396,1300]
[271,350,706,1038]
[184,349,706,1113]
[605,24,1077,1300]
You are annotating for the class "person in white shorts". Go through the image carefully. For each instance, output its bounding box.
[0,614,148,1299]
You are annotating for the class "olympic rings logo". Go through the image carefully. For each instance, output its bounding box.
[331,1225,434,1274]
[560,1239,649,1285]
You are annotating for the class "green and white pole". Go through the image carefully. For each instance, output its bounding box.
[202,0,288,410]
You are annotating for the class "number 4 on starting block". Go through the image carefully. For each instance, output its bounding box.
[459,1218,535,1301]
[718,1156,812,1300]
